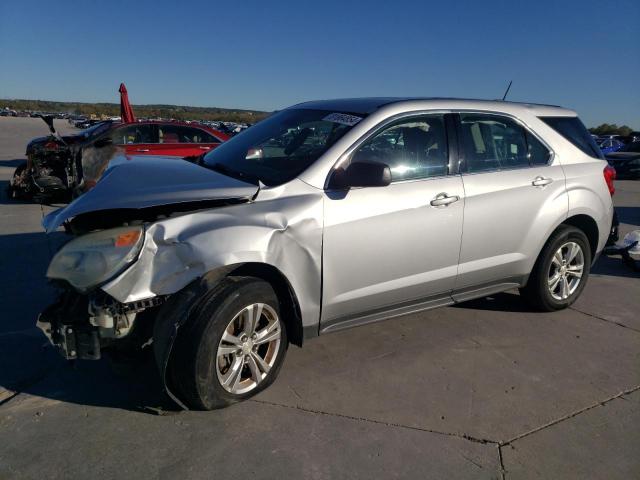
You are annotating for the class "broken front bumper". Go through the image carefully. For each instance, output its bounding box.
[36,290,164,361]
[37,293,100,360]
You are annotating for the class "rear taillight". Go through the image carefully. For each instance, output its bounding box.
[44,141,59,151]
[603,165,616,196]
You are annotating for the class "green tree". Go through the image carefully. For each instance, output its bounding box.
[589,124,633,136]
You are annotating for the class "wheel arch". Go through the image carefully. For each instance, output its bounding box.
[562,214,599,262]
[228,263,304,347]
[152,262,304,410]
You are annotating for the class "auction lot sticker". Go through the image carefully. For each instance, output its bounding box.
[323,113,363,126]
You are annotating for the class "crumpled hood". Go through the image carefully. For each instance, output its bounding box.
[43,156,258,232]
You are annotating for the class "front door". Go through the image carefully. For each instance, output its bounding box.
[321,114,464,331]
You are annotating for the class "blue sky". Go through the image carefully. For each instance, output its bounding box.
[1,0,638,128]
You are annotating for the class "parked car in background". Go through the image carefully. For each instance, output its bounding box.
[606,141,640,179]
[37,98,613,410]
[598,137,625,154]
[9,118,229,201]
[75,119,103,129]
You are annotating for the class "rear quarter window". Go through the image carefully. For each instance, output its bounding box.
[540,116,604,159]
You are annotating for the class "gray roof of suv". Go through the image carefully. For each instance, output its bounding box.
[290,97,573,116]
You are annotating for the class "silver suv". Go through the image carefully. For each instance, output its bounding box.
[39,98,614,409]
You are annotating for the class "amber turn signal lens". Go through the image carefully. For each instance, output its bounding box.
[114,230,141,247]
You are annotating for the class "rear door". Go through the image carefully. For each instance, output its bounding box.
[152,125,222,157]
[453,113,567,297]
[109,124,158,155]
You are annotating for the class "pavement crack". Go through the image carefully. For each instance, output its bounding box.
[498,444,506,480]
[502,385,640,446]
[569,306,640,333]
[249,398,499,445]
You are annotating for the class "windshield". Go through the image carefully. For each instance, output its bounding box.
[621,141,640,153]
[203,109,364,186]
[79,121,113,140]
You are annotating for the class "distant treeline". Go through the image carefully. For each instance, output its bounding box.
[588,124,637,136]
[1,98,270,123]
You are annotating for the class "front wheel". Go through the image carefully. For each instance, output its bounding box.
[520,226,591,311]
[169,277,288,410]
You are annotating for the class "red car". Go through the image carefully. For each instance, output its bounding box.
[106,121,229,157]
[12,119,230,200]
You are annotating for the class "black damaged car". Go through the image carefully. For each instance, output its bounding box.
[606,141,640,180]
[8,117,114,201]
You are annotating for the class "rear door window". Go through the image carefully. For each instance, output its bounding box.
[158,125,219,143]
[540,116,604,159]
[109,124,156,144]
[458,114,530,172]
[182,126,219,143]
[526,131,551,165]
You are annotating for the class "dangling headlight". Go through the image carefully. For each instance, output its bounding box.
[47,226,144,291]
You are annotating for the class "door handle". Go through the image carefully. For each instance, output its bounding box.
[135,148,150,152]
[199,146,211,150]
[430,193,460,207]
[532,176,553,187]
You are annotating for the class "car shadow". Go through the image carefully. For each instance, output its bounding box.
[452,291,535,313]
[0,221,636,415]
[592,252,640,278]
[616,206,640,228]
[0,230,179,414]
[0,158,26,168]
[0,331,178,414]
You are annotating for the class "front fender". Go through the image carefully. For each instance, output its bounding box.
[101,180,324,330]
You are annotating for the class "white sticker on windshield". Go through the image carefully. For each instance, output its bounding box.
[323,113,363,126]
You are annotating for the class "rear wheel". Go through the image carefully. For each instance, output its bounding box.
[520,226,591,311]
[169,277,288,410]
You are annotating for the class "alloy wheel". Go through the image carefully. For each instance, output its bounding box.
[548,241,584,301]
[215,303,282,395]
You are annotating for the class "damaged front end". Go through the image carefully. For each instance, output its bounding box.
[37,290,164,360]
[37,155,323,408]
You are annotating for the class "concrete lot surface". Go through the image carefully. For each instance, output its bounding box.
[0,117,639,479]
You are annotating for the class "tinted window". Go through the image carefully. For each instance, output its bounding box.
[526,131,551,165]
[540,116,604,159]
[351,115,448,181]
[159,125,219,143]
[187,127,218,143]
[459,114,530,172]
[110,124,156,144]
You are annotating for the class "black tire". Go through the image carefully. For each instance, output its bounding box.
[520,225,591,311]
[168,276,288,410]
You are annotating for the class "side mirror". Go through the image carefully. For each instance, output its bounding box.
[334,161,392,189]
